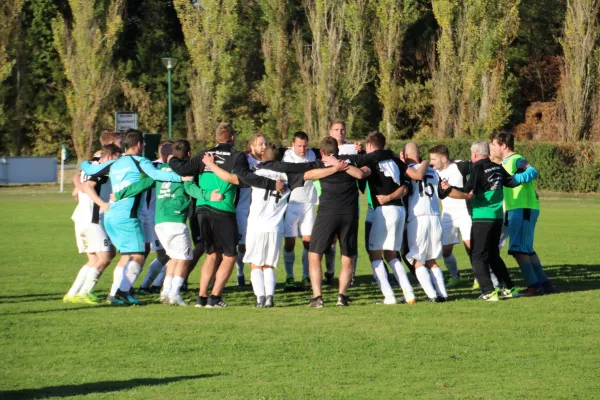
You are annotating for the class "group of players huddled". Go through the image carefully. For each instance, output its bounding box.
[64,120,555,308]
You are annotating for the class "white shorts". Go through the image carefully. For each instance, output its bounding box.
[140,213,163,251]
[243,231,282,267]
[406,216,443,265]
[74,221,111,254]
[284,203,315,237]
[237,207,249,245]
[368,206,405,251]
[154,222,193,260]
[441,213,472,246]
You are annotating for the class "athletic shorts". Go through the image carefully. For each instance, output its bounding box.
[507,208,539,255]
[104,216,145,254]
[243,231,282,267]
[369,206,406,251]
[155,222,193,260]
[189,211,202,245]
[441,212,472,246]
[236,207,250,245]
[406,215,443,265]
[284,203,316,237]
[197,211,239,256]
[310,214,358,257]
[74,221,111,254]
[140,212,163,251]
[364,207,375,252]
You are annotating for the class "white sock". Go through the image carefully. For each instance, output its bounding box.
[264,268,276,297]
[325,245,336,274]
[372,260,394,299]
[236,251,245,277]
[110,266,124,296]
[390,258,415,301]
[490,268,499,288]
[284,250,295,279]
[152,265,166,287]
[67,265,90,297]
[415,267,438,299]
[162,276,173,297]
[353,255,358,275]
[443,254,459,279]
[250,269,265,301]
[302,248,309,279]
[78,268,101,296]
[430,267,448,298]
[141,259,164,288]
[170,276,184,299]
[120,261,142,292]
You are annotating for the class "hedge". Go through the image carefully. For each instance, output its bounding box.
[188,138,600,193]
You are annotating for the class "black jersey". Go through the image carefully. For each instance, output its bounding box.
[365,157,409,208]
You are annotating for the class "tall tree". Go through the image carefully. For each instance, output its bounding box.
[52,0,125,161]
[372,0,421,137]
[557,0,600,141]
[431,0,520,137]
[0,0,24,135]
[259,0,292,141]
[173,0,238,140]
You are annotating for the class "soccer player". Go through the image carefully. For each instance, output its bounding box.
[281,131,318,290]
[81,131,182,305]
[490,131,554,295]
[169,123,285,308]
[443,140,528,301]
[428,144,472,287]
[138,140,174,294]
[360,132,428,304]
[235,133,267,289]
[402,142,450,302]
[64,144,120,304]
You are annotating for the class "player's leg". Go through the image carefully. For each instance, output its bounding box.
[441,214,461,286]
[427,216,447,300]
[307,214,338,305]
[244,230,267,307]
[487,219,519,298]
[427,259,448,300]
[65,253,95,303]
[77,225,113,302]
[324,236,337,283]
[382,206,414,302]
[470,222,498,300]
[301,236,311,289]
[263,232,282,308]
[407,218,438,301]
[161,259,177,303]
[140,248,169,293]
[336,215,358,306]
[525,210,553,293]
[283,205,300,286]
[235,209,249,288]
[207,213,239,307]
[250,264,266,307]
[298,203,315,289]
[507,209,542,294]
[369,207,396,303]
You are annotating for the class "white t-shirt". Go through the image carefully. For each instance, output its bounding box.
[237,154,261,211]
[338,142,358,155]
[71,171,93,223]
[407,164,441,221]
[437,162,469,217]
[283,148,317,205]
[246,169,291,233]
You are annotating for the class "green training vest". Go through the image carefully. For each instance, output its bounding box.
[502,153,540,211]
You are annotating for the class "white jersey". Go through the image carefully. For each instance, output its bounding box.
[71,171,93,223]
[246,169,291,233]
[283,148,317,205]
[407,164,442,221]
[437,162,469,216]
[237,154,261,211]
[338,142,358,155]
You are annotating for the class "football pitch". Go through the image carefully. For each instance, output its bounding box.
[1,187,599,399]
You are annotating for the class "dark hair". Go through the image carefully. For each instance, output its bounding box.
[101,143,121,157]
[429,144,450,159]
[100,130,122,147]
[159,140,173,158]
[319,136,339,156]
[329,119,346,129]
[172,139,191,159]
[123,130,143,150]
[215,122,234,143]
[263,144,281,162]
[365,130,385,150]
[293,131,309,143]
[491,131,514,150]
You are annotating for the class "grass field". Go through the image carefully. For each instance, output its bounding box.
[1,186,600,399]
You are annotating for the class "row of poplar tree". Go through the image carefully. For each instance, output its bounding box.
[1,0,599,161]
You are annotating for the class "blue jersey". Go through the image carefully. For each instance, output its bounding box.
[81,155,181,219]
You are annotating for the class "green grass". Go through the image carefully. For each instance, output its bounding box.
[1,188,600,399]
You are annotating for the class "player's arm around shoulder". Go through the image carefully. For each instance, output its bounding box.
[114,177,155,201]
[203,153,239,185]
[80,159,114,177]
[139,157,181,182]
[512,158,539,184]
[405,160,428,181]
[182,177,223,202]
[303,159,348,181]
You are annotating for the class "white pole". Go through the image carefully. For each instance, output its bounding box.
[60,156,64,193]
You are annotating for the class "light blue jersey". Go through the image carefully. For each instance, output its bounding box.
[82,155,182,219]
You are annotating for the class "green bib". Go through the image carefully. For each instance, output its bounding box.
[502,153,540,211]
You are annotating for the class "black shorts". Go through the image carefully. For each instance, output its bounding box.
[189,211,202,246]
[310,214,358,257]
[197,211,239,256]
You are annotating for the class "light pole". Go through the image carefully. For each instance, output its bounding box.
[161,57,178,139]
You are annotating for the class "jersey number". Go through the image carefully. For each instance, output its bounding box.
[264,190,282,204]
[419,175,434,198]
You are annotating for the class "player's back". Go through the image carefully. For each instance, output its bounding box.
[318,170,359,216]
[107,155,148,218]
[407,165,441,221]
[247,169,290,233]
[437,162,469,216]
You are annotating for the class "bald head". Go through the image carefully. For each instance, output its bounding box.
[403,142,420,164]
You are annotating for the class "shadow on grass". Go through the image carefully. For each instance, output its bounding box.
[0,374,223,399]
[543,264,600,293]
